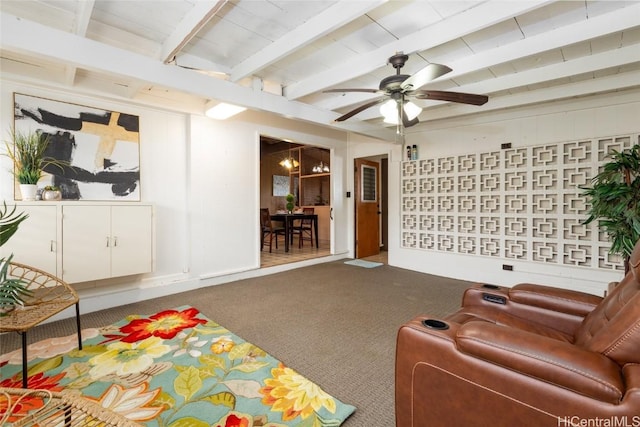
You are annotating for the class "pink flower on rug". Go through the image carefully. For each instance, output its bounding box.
[87,382,164,421]
[0,329,99,365]
[260,363,337,421]
[118,307,207,343]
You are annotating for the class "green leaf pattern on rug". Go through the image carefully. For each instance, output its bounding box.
[203,391,236,408]
[174,365,202,401]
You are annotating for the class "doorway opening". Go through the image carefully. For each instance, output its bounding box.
[259,135,332,267]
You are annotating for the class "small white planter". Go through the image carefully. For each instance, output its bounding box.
[19,184,38,201]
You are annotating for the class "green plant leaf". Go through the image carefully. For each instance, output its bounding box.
[4,128,72,185]
[168,417,210,427]
[230,361,270,373]
[228,342,253,360]
[581,144,640,270]
[174,365,202,401]
[0,254,32,308]
[155,390,176,409]
[67,344,107,358]
[203,391,236,409]
[198,354,226,371]
[0,203,28,247]
[27,356,63,377]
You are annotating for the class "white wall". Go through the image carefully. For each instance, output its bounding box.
[388,89,640,296]
[3,76,636,317]
[0,78,357,318]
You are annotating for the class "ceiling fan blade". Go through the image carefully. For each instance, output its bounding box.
[324,88,380,94]
[334,97,387,122]
[412,90,488,106]
[400,63,452,91]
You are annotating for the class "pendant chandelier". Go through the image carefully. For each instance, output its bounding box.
[311,149,330,173]
[279,157,299,169]
[312,161,330,173]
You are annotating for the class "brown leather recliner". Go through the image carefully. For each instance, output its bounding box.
[396,239,640,426]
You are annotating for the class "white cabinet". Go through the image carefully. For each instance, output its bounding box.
[62,205,153,283]
[0,204,59,275]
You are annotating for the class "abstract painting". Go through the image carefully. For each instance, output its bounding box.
[272,175,290,196]
[13,93,141,201]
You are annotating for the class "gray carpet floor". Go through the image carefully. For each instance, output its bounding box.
[0,260,474,426]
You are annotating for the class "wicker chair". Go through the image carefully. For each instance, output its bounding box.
[0,387,142,426]
[0,262,82,388]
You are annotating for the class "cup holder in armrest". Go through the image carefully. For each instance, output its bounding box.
[422,319,449,330]
[481,284,501,290]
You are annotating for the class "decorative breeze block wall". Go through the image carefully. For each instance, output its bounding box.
[400,134,639,272]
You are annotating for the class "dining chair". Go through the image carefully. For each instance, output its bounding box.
[295,207,315,248]
[260,208,286,253]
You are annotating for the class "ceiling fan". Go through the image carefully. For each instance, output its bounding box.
[325,52,488,131]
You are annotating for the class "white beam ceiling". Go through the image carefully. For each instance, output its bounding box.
[284,0,553,100]
[1,0,638,139]
[230,0,387,83]
[0,12,395,141]
[160,0,227,64]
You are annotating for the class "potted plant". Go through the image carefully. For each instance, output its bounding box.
[42,185,62,201]
[0,202,31,315]
[285,193,295,213]
[4,128,60,201]
[581,144,640,274]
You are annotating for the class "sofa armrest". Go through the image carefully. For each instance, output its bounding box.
[461,283,595,335]
[456,321,623,404]
[508,283,602,316]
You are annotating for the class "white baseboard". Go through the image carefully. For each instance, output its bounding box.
[45,254,348,324]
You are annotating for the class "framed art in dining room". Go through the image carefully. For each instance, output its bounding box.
[272,174,290,196]
[13,93,141,201]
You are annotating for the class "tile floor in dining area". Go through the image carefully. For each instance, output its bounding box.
[260,237,388,268]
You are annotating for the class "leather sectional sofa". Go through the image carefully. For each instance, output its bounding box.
[396,239,640,426]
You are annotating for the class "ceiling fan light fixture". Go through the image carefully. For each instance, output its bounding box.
[404,101,422,121]
[205,101,246,120]
[380,99,399,124]
[380,100,422,124]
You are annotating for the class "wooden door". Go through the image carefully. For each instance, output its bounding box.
[355,158,380,258]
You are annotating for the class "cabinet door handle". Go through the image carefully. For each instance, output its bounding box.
[50,240,54,252]
[106,237,110,247]
[113,236,118,247]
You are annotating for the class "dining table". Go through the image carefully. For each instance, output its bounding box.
[270,212,319,252]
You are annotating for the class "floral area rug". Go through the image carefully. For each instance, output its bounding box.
[0,306,356,426]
